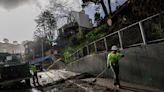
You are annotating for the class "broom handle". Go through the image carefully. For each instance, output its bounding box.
[95,68,108,79]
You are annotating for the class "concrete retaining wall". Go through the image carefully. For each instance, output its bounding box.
[66,41,164,89]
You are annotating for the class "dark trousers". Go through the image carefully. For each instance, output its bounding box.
[111,62,120,86]
[32,72,40,86]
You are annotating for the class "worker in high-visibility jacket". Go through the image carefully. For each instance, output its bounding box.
[107,45,124,88]
[30,64,40,86]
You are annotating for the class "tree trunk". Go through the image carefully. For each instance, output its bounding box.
[108,0,112,15]
[100,0,108,16]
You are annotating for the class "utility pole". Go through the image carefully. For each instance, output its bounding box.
[38,29,44,58]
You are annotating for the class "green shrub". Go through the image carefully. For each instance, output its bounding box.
[63,24,108,64]
[86,24,108,42]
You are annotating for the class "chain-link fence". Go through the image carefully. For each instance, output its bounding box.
[96,39,106,52]
[83,46,88,56]
[88,43,96,54]
[142,14,164,42]
[106,32,120,51]
[161,13,164,32]
[121,23,143,47]
[78,49,83,58]
[66,12,164,63]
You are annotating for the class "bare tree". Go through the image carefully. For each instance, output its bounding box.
[49,0,72,16]
[108,0,112,15]
[82,0,113,16]
[35,10,56,41]
[34,0,75,41]
[48,0,79,24]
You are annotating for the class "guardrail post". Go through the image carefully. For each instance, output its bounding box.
[69,55,72,62]
[94,42,97,53]
[81,48,84,57]
[159,13,162,33]
[74,53,76,61]
[139,22,147,45]
[118,31,123,50]
[72,54,75,61]
[64,57,67,63]
[75,51,78,59]
[76,51,79,59]
[103,37,108,51]
[86,45,89,55]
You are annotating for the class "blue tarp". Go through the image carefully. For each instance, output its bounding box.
[30,55,53,65]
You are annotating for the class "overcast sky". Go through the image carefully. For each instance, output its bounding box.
[0,0,82,43]
[0,0,125,43]
[84,0,127,24]
[0,0,49,43]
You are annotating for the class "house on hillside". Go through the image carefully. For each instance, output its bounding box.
[54,10,93,55]
[24,41,34,55]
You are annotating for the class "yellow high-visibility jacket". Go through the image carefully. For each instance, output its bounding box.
[30,64,37,73]
[107,52,123,67]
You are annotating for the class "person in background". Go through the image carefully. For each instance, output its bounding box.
[107,45,124,88]
[30,64,40,86]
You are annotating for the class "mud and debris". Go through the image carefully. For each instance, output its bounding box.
[1,70,163,92]
[35,73,113,92]
[0,72,114,92]
[37,78,113,92]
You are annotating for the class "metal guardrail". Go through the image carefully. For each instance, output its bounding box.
[66,12,164,63]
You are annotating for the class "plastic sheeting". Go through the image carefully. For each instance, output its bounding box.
[30,55,53,65]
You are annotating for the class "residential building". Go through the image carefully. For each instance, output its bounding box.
[0,42,24,54]
[54,10,93,53]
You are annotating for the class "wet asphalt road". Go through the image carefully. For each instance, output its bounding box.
[0,70,113,92]
[0,79,113,92]
[1,70,163,92]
